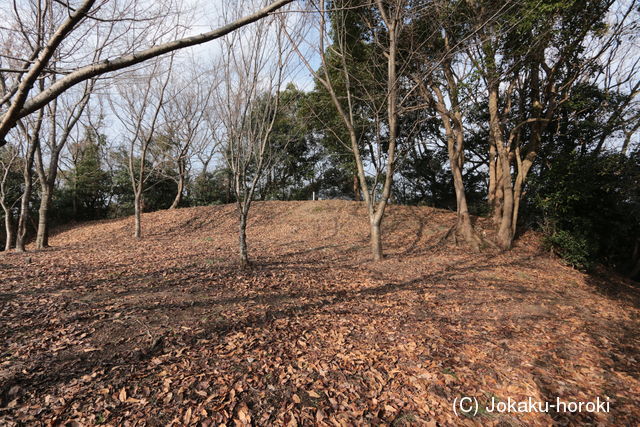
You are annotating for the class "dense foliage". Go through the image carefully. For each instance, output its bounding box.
[530,151,640,273]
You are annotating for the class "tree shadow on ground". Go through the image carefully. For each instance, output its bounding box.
[583,269,640,310]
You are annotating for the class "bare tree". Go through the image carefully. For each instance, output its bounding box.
[412,62,484,250]
[111,56,174,238]
[34,78,96,248]
[591,15,640,156]
[157,64,216,209]
[291,0,406,261]
[14,110,45,252]
[405,0,518,251]
[0,0,296,146]
[195,108,222,178]
[0,143,21,251]
[214,1,296,267]
[1,0,53,251]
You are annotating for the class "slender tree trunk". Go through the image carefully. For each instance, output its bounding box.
[365,5,399,261]
[170,173,184,209]
[488,138,496,208]
[508,59,543,236]
[16,183,32,252]
[512,179,522,235]
[511,159,534,236]
[71,165,79,219]
[238,205,249,267]
[621,128,638,156]
[425,70,482,250]
[134,190,142,238]
[2,205,14,251]
[370,219,382,261]
[492,153,504,225]
[451,158,481,250]
[446,118,481,250]
[489,136,505,225]
[488,84,514,250]
[35,185,53,249]
[450,130,480,247]
[496,151,514,249]
[310,0,400,262]
[0,155,17,251]
[16,146,37,253]
[353,174,361,201]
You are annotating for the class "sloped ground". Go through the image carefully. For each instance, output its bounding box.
[0,200,638,426]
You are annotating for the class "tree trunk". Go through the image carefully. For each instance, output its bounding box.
[446,119,481,250]
[134,191,142,239]
[238,207,249,267]
[365,7,398,262]
[492,154,504,225]
[496,151,514,249]
[353,174,361,201]
[621,128,638,156]
[15,185,32,252]
[488,137,496,208]
[2,206,14,251]
[488,85,515,250]
[511,159,534,236]
[425,68,482,251]
[489,136,505,225]
[451,158,481,251]
[170,174,184,209]
[35,185,53,249]
[370,219,382,262]
[16,149,37,253]
[312,0,399,262]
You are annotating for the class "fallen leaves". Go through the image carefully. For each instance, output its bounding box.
[0,201,639,426]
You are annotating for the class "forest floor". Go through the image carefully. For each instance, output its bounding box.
[0,200,639,426]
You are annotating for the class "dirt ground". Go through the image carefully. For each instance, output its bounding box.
[1,200,639,426]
